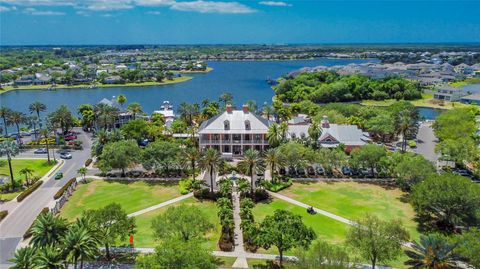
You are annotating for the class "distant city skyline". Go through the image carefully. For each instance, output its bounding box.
[1,0,479,45]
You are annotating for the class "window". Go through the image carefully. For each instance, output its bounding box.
[224,120,230,130]
[245,120,251,130]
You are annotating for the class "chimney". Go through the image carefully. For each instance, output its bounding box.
[226,104,233,113]
[242,104,249,114]
[321,115,330,128]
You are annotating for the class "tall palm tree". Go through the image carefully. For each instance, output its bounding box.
[39,128,51,163]
[219,92,233,107]
[238,149,264,193]
[63,225,99,269]
[263,103,273,121]
[8,111,25,136]
[19,167,34,187]
[29,101,47,123]
[246,100,257,113]
[77,167,87,183]
[127,102,142,120]
[264,148,284,182]
[0,106,12,136]
[396,110,416,152]
[26,115,39,140]
[308,120,322,149]
[94,103,118,130]
[267,123,282,147]
[31,212,68,248]
[279,122,289,141]
[0,140,19,190]
[183,147,200,181]
[10,246,37,269]
[117,94,127,110]
[35,246,67,269]
[404,234,462,269]
[48,105,74,135]
[199,148,222,192]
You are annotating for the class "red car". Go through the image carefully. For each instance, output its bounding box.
[65,135,77,141]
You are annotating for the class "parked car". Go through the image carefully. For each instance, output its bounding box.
[279,167,286,176]
[287,166,296,176]
[315,166,325,175]
[54,172,63,180]
[60,152,72,159]
[453,169,472,178]
[126,170,143,177]
[138,139,149,147]
[307,166,316,176]
[297,167,306,176]
[360,168,374,178]
[65,135,77,141]
[341,166,352,176]
[34,148,48,154]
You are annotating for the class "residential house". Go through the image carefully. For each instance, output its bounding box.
[97,96,134,128]
[433,85,468,101]
[153,101,176,128]
[460,93,480,106]
[198,104,271,157]
[103,75,123,84]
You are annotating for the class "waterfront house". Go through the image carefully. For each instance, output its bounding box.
[286,116,370,152]
[103,75,123,84]
[97,96,134,128]
[153,101,176,128]
[460,93,480,106]
[433,85,468,101]
[198,104,271,157]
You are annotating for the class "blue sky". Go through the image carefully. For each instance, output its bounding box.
[0,0,479,45]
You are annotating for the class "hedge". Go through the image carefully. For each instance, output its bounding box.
[193,188,221,201]
[0,210,8,222]
[17,181,43,202]
[85,158,93,167]
[23,207,49,239]
[54,178,77,200]
[264,180,292,192]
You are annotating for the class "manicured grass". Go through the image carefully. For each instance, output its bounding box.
[178,67,214,73]
[361,93,476,110]
[279,181,420,240]
[131,197,221,250]
[0,159,55,184]
[449,77,480,87]
[60,180,181,220]
[0,190,22,201]
[0,76,192,94]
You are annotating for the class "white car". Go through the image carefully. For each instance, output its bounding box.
[59,153,72,159]
[34,148,48,154]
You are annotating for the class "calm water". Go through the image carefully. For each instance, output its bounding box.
[1,59,374,114]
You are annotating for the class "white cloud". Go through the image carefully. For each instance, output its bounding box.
[258,1,291,7]
[171,1,256,14]
[146,10,161,15]
[23,7,66,15]
[0,5,10,11]
[0,0,257,14]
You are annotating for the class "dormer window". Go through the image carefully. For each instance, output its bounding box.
[245,120,251,130]
[224,120,230,130]
[300,132,306,139]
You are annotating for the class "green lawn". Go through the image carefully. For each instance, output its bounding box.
[361,93,476,110]
[449,77,480,87]
[279,181,420,240]
[129,197,221,250]
[0,159,55,184]
[60,180,181,220]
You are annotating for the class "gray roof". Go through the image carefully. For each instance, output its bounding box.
[199,110,271,134]
[461,93,480,101]
[287,123,370,146]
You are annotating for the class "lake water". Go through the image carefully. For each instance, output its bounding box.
[0,59,375,114]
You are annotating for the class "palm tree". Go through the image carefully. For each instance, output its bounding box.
[183,147,200,181]
[267,123,282,147]
[219,92,233,107]
[19,167,34,187]
[0,106,12,136]
[35,246,67,269]
[77,167,87,183]
[199,148,222,192]
[263,103,273,121]
[10,246,37,269]
[94,103,118,130]
[264,148,283,182]
[0,141,19,190]
[48,105,74,135]
[404,234,462,269]
[238,149,264,193]
[31,212,68,248]
[178,102,200,126]
[39,128,51,163]
[63,225,99,269]
[117,94,127,109]
[127,102,142,120]
[29,101,47,123]
[308,120,322,149]
[27,115,39,140]
[8,111,25,136]
[246,100,257,113]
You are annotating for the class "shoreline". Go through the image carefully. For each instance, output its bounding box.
[177,67,214,74]
[360,94,477,110]
[0,76,193,95]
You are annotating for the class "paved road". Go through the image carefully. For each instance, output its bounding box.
[416,122,439,163]
[0,128,92,267]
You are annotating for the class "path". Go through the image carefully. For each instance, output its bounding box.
[268,191,354,225]
[231,188,248,268]
[416,121,439,163]
[127,193,193,217]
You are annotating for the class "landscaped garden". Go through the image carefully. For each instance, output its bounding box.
[60,180,181,220]
[0,159,55,182]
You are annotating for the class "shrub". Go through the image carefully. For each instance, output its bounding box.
[17,180,43,202]
[218,231,234,251]
[193,188,221,201]
[263,180,292,192]
[23,207,49,239]
[408,140,417,148]
[53,177,77,200]
[0,210,8,222]
[85,158,92,167]
[245,189,270,203]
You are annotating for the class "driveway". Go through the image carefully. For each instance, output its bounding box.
[0,128,92,267]
[416,122,439,163]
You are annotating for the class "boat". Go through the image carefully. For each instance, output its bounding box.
[266,78,278,86]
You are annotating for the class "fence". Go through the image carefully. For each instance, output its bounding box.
[50,179,78,215]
